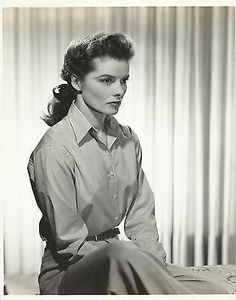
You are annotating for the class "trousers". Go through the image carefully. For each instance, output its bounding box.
[58,240,227,295]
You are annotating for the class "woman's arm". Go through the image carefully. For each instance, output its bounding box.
[28,145,98,264]
[124,128,167,264]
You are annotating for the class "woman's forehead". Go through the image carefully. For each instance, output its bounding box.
[89,56,130,77]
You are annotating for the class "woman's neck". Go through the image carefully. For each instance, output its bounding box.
[74,97,106,131]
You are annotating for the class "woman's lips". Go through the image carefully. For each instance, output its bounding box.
[108,100,121,106]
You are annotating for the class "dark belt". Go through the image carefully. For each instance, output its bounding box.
[86,227,120,241]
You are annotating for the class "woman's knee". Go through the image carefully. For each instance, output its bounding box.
[100,240,137,261]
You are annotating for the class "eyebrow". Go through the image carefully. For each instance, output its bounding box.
[96,74,130,79]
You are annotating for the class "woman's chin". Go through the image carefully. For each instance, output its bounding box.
[106,108,120,116]
[105,104,121,115]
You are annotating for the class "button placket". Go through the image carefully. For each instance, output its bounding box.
[94,133,119,220]
[104,147,119,220]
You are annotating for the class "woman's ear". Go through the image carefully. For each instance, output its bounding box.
[71,75,82,92]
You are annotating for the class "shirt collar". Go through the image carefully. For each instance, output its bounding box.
[67,101,93,144]
[67,101,128,145]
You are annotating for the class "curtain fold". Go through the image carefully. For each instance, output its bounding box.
[3,6,235,275]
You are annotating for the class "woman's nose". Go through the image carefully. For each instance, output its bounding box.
[113,81,125,97]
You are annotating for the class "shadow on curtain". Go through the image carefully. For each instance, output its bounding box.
[2,6,235,275]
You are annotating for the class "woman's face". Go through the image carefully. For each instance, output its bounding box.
[79,56,130,115]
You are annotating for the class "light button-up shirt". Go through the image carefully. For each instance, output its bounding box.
[27,101,166,280]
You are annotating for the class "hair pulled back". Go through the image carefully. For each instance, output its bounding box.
[43,32,135,126]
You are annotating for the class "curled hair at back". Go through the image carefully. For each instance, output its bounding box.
[43,32,135,126]
[43,84,79,127]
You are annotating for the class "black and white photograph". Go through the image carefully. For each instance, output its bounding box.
[2,2,236,297]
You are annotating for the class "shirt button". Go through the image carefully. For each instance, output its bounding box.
[113,194,117,199]
[110,171,114,176]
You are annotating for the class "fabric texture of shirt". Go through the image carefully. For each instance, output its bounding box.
[27,101,166,290]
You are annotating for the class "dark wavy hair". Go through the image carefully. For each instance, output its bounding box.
[43,32,135,126]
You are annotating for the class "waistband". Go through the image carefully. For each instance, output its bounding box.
[85,227,120,241]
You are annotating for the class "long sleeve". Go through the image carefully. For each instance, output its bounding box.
[27,145,99,264]
[124,129,167,264]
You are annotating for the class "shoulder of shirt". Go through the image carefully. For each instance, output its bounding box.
[108,115,140,143]
[119,123,140,145]
[30,117,74,159]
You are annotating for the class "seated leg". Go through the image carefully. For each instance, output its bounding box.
[59,240,193,294]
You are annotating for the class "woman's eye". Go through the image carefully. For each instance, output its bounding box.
[102,79,112,84]
[121,78,129,84]
[101,78,129,85]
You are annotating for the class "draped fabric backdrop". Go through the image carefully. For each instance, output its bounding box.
[2,6,235,275]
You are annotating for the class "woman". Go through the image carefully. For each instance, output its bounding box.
[27,32,227,295]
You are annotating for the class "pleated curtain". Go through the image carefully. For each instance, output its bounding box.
[2,6,235,275]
